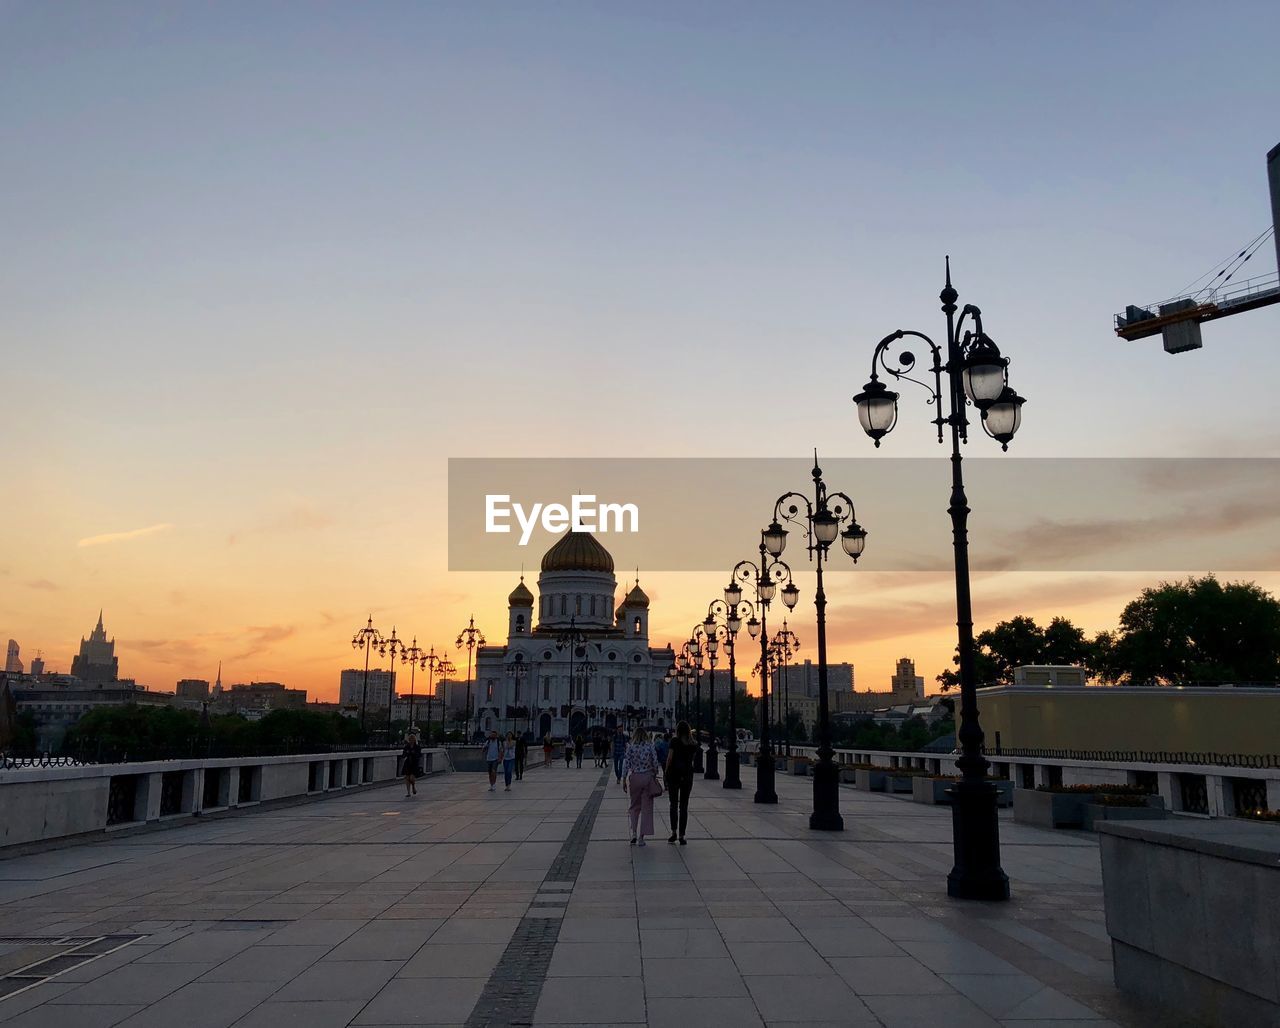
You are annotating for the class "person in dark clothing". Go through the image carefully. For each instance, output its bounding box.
[665,721,698,844]
[564,736,574,768]
[574,733,585,768]
[611,726,628,785]
[401,732,423,798]
[515,735,527,780]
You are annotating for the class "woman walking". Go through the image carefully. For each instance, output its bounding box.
[574,733,585,769]
[624,728,661,847]
[564,735,574,768]
[502,732,517,791]
[401,731,423,798]
[665,721,698,844]
[542,734,554,767]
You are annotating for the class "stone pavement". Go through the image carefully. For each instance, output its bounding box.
[0,758,1160,1027]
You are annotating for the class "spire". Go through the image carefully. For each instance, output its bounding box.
[96,609,104,631]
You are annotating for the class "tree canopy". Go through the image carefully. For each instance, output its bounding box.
[1094,575,1280,685]
[936,576,1280,689]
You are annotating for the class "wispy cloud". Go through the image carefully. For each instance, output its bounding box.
[26,579,60,591]
[77,523,174,548]
[232,624,297,661]
[227,505,333,546]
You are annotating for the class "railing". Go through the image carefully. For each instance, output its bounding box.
[2,740,396,770]
[987,747,1280,769]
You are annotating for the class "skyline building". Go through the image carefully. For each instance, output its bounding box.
[69,612,119,686]
[4,640,21,675]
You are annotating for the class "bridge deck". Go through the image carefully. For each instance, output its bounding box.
[0,762,1145,1027]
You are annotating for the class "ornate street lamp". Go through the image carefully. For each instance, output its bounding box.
[421,649,453,745]
[698,615,721,781]
[704,598,751,788]
[505,655,531,737]
[770,455,866,831]
[853,257,1022,900]
[730,533,799,804]
[456,617,486,743]
[351,616,383,733]
[401,638,428,731]
[678,637,706,773]
[770,621,801,758]
[379,627,406,741]
[555,617,593,737]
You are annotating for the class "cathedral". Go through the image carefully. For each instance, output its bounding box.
[472,533,675,739]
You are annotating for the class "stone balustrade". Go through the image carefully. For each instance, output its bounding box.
[0,747,446,849]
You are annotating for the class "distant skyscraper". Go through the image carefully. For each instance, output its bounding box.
[339,668,396,709]
[30,652,45,677]
[176,678,210,700]
[4,640,22,674]
[70,611,119,685]
[891,657,926,701]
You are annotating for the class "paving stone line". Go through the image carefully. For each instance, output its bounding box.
[465,770,609,1028]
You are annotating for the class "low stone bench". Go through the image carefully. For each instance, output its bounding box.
[1099,819,1280,1026]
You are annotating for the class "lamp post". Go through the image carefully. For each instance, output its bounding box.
[379,627,406,742]
[706,597,750,789]
[555,617,589,738]
[351,616,383,733]
[678,637,706,773]
[767,455,867,831]
[505,656,530,737]
[353,614,381,737]
[422,649,453,745]
[456,617,486,743]
[730,533,799,804]
[695,621,720,780]
[771,621,801,757]
[401,638,428,731]
[853,257,1023,900]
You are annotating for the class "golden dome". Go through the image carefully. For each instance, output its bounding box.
[508,579,534,607]
[622,583,649,608]
[540,532,615,574]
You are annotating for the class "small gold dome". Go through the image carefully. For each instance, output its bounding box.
[508,579,534,607]
[622,583,649,609]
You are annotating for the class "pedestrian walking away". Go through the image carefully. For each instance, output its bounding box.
[483,730,501,791]
[564,735,574,768]
[515,734,527,780]
[612,725,628,785]
[502,732,517,791]
[654,730,670,771]
[542,733,554,767]
[666,720,697,844]
[574,733,585,768]
[624,727,662,847]
[400,731,423,797]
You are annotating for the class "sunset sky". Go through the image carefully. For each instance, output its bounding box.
[3,2,1279,702]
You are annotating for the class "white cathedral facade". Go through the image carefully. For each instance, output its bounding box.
[472,532,676,739]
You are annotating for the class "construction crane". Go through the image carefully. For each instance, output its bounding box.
[1114,142,1280,353]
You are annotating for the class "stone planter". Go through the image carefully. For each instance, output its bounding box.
[790,759,810,777]
[888,775,914,793]
[1100,819,1280,1025]
[914,777,1016,807]
[854,768,886,791]
[912,777,955,804]
[839,767,858,784]
[1014,788,1090,828]
[1083,799,1168,831]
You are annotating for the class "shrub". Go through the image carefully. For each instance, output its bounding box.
[1237,808,1280,823]
[1093,794,1150,807]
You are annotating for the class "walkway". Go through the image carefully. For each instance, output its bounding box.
[0,759,1153,1027]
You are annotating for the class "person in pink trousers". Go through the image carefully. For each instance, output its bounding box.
[624,727,661,847]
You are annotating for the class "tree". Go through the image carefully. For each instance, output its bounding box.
[937,615,1091,690]
[1100,575,1280,685]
